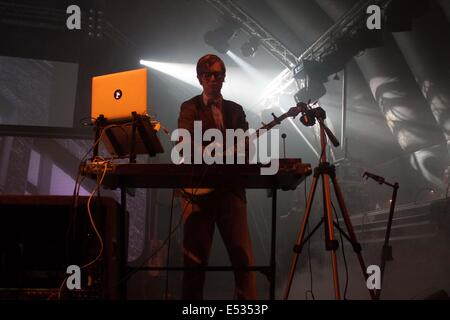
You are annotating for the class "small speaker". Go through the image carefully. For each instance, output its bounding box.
[0,195,127,299]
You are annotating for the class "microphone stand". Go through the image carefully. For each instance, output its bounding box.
[363,172,399,300]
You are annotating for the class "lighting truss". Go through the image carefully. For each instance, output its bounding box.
[205,0,392,109]
[205,0,299,69]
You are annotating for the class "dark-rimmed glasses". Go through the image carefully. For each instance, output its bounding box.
[200,71,225,81]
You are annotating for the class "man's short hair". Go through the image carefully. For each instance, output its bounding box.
[196,54,226,76]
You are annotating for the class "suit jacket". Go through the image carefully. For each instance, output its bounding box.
[177,95,249,201]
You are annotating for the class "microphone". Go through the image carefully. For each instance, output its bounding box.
[363,171,385,184]
[281,133,287,158]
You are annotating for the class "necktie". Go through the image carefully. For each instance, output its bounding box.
[211,102,225,131]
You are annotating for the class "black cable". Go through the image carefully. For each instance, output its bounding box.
[331,202,349,300]
[79,123,128,164]
[64,121,170,297]
[113,165,211,288]
[112,196,189,288]
[62,123,129,297]
[62,164,84,297]
[66,163,84,262]
[66,146,92,264]
[61,162,107,299]
[164,189,176,300]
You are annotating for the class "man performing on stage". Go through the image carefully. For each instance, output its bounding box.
[177,54,257,300]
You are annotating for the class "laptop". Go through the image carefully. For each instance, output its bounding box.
[91,68,148,122]
[91,68,164,157]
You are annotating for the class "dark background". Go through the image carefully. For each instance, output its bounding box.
[0,0,449,299]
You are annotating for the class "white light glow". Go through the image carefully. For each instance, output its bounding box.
[253,68,294,110]
[140,59,201,89]
[226,51,265,80]
[280,106,320,159]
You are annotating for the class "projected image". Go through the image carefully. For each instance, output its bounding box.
[0,56,78,128]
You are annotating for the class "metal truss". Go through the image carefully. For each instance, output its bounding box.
[205,0,392,108]
[205,0,299,69]
[297,0,392,63]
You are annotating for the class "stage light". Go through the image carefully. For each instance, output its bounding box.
[204,17,240,54]
[294,81,326,104]
[293,60,328,83]
[241,36,260,57]
[293,59,328,103]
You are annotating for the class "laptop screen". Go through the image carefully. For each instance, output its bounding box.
[91,68,148,122]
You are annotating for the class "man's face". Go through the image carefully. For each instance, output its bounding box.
[198,61,225,97]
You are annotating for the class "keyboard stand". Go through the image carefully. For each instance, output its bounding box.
[119,185,279,300]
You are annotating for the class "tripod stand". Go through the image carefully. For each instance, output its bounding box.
[283,108,376,300]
